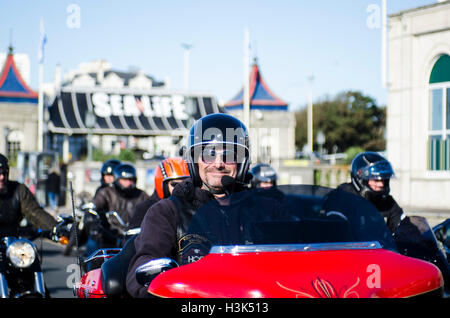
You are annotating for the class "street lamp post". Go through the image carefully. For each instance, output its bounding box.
[317,130,325,156]
[307,74,314,155]
[181,43,193,92]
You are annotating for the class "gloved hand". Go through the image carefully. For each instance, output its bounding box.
[52,215,73,244]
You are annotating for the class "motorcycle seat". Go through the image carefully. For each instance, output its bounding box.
[100,235,137,297]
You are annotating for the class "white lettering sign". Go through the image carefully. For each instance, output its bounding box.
[172,95,189,120]
[91,92,190,119]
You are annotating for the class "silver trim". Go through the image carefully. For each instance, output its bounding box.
[209,241,382,254]
[84,248,122,264]
[34,272,46,297]
[0,273,9,298]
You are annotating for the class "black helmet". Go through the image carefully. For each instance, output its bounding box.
[0,153,9,176]
[100,159,121,186]
[184,113,251,187]
[113,163,137,193]
[0,154,9,194]
[250,163,277,188]
[351,151,394,201]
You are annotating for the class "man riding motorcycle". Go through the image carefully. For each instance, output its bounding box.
[128,157,190,229]
[0,153,66,239]
[126,113,252,298]
[338,151,450,289]
[87,163,149,254]
[337,151,405,233]
[94,159,121,198]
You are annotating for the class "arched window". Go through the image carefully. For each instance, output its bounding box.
[428,54,450,170]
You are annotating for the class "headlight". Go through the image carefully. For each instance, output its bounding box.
[6,239,36,268]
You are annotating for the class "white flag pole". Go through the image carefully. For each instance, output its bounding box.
[381,0,387,89]
[243,27,250,130]
[37,17,47,152]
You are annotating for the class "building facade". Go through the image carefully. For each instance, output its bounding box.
[0,47,39,161]
[388,1,450,210]
[224,60,296,166]
[46,60,220,162]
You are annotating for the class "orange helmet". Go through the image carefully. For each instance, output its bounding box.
[154,157,190,199]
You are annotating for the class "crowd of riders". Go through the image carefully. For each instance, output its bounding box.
[0,112,449,297]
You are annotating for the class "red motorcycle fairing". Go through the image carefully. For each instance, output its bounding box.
[74,268,106,298]
[148,243,443,298]
[74,248,121,298]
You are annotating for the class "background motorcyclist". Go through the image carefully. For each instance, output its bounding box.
[126,113,252,298]
[339,152,450,290]
[250,163,278,189]
[337,151,405,233]
[128,157,190,229]
[94,159,121,198]
[0,153,67,240]
[87,163,149,254]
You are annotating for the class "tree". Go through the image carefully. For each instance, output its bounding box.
[295,90,386,154]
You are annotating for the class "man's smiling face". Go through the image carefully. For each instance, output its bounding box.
[197,146,237,192]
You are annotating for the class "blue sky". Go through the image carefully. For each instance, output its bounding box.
[0,0,436,110]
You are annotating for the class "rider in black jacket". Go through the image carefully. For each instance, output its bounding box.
[337,151,405,233]
[0,153,58,237]
[338,151,450,290]
[126,113,252,298]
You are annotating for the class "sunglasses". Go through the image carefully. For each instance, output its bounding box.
[201,147,238,164]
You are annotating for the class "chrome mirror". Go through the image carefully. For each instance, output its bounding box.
[135,258,178,287]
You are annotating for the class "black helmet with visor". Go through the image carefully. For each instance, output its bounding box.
[184,113,251,188]
[250,163,278,188]
[351,151,394,201]
[100,159,121,186]
[113,163,137,194]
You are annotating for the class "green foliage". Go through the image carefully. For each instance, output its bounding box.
[118,148,137,163]
[91,148,135,163]
[92,148,109,162]
[344,146,365,164]
[295,90,386,154]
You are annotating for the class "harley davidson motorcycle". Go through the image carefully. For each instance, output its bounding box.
[75,185,449,298]
[0,215,71,298]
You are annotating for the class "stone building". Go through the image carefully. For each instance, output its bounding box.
[46,60,220,163]
[0,47,39,160]
[224,59,296,165]
[388,0,450,210]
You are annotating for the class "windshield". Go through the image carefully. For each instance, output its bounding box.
[180,185,397,264]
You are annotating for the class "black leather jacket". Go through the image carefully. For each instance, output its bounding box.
[0,181,57,237]
[125,178,216,298]
[93,185,150,226]
[337,182,406,233]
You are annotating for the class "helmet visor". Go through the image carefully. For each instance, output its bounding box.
[359,161,394,180]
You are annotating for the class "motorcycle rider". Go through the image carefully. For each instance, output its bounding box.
[0,153,66,239]
[250,163,278,188]
[337,151,405,232]
[126,113,252,298]
[94,159,121,198]
[87,163,149,254]
[128,157,190,229]
[338,152,450,289]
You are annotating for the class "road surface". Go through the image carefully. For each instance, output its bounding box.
[38,239,83,298]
